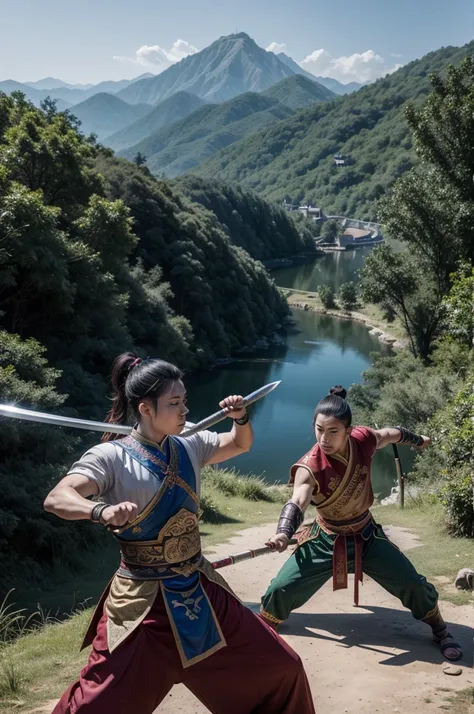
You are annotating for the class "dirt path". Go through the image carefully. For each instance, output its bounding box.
[157,523,473,713]
[40,523,473,714]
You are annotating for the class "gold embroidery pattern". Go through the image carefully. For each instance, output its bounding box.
[260,608,284,625]
[318,438,354,510]
[335,550,347,587]
[162,511,201,564]
[328,476,340,492]
[120,509,201,567]
[320,463,371,521]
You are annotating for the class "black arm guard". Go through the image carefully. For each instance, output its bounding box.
[276,501,304,539]
[396,426,424,447]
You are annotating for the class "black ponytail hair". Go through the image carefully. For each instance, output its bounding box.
[312,385,352,428]
[102,352,183,441]
[329,385,347,400]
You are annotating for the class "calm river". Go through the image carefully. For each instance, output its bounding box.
[186,249,404,498]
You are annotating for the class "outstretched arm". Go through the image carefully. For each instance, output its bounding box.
[266,467,315,552]
[373,426,431,451]
[206,395,254,464]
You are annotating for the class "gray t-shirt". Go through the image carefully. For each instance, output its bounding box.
[67,428,220,511]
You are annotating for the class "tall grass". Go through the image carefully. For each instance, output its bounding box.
[0,591,29,698]
[202,466,287,502]
[0,591,60,699]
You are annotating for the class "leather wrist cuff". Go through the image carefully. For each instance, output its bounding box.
[277,501,304,539]
[90,503,109,524]
[396,426,423,447]
[234,412,250,426]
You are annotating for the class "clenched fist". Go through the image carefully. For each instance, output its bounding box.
[265,533,291,552]
[219,394,246,421]
[100,502,138,527]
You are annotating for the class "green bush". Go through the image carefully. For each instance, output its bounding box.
[440,468,474,538]
[339,281,358,310]
[318,285,336,309]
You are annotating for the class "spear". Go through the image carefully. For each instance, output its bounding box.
[0,381,281,438]
[212,539,297,569]
[392,443,405,509]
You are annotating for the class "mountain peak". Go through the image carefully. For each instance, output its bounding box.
[219,32,253,42]
[116,32,295,106]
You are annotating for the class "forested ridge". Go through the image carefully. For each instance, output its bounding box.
[0,92,297,588]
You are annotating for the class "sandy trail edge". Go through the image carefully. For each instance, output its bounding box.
[39,523,473,714]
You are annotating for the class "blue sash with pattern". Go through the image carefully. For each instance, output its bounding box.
[113,434,226,666]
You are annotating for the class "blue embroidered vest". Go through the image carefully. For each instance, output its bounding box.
[111,433,225,665]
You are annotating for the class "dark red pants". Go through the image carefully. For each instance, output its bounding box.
[53,576,315,714]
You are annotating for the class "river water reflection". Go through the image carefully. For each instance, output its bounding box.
[187,306,400,498]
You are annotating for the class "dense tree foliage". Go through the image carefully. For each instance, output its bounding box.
[0,93,290,589]
[173,175,315,261]
[360,57,474,361]
[353,57,474,534]
[318,285,335,309]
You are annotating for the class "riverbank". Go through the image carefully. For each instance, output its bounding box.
[1,499,472,714]
[281,287,408,349]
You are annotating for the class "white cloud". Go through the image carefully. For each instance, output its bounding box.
[266,42,287,54]
[299,48,402,84]
[114,40,199,73]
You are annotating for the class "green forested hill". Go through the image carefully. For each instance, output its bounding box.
[0,93,290,412]
[195,41,474,220]
[106,91,206,152]
[118,76,335,178]
[262,74,336,110]
[119,92,295,177]
[174,174,315,260]
[71,92,151,139]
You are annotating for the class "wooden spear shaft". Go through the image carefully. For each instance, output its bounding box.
[392,443,405,509]
[212,539,297,570]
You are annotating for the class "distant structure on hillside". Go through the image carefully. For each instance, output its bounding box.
[282,200,322,220]
[334,153,349,167]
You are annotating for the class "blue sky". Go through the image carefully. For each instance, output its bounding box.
[1,0,472,84]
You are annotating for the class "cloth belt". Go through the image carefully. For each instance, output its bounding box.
[317,510,372,606]
[117,542,202,580]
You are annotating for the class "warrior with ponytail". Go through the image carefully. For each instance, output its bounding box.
[44,353,315,714]
[261,384,461,664]
[102,352,182,441]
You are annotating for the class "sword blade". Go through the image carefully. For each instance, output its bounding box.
[180,380,281,436]
[0,380,281,438]
[0,405,132,435]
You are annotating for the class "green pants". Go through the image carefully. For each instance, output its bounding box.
[261,521,439,625]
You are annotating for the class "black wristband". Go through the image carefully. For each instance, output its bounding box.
[90,503,109,524]
[277,501,304,539]
[396,426,424,447]
[234,412,250,426]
